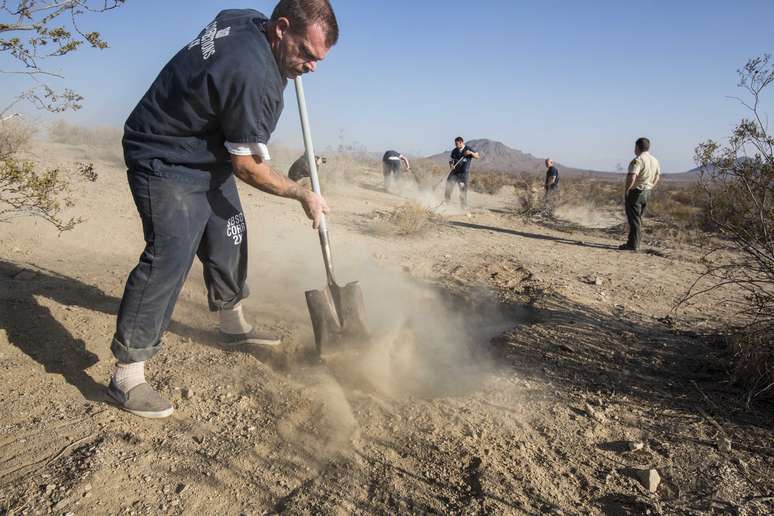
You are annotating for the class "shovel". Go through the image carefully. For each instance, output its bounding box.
[293,77,370,354]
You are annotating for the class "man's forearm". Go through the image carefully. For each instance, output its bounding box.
[233,157,306,200]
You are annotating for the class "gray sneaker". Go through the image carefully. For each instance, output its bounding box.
[107,379,175,419]
[219,327,282,346]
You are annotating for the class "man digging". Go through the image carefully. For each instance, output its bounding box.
[445,136,479,209]
[111,1,338,418]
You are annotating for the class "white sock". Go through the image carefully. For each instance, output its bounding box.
[113,362,145,393]
[219,303,253,335]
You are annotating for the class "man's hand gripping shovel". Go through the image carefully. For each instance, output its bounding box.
[294,77,370,355]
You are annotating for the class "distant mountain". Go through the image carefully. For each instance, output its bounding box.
[424,138,618,178]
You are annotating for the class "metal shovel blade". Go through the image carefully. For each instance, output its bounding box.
[305,280,369,354]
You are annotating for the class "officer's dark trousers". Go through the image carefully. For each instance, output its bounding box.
[112,171,249,363]
[445,171,469,206]
[625,188,651,249]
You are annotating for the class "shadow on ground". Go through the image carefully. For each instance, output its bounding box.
[490,292,774,439]
[448,220,619,250]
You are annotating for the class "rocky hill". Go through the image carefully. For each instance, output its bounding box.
[424,138,612,177]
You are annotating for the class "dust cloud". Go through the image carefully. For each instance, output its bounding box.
[242,190,515,454]
[552,204,624,229]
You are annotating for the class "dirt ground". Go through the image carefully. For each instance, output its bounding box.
[1,142,772,515]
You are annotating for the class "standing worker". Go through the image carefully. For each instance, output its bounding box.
[620,137,661,251]
[112,1,339,419]
[544,158,560,193]
[445,136,480,209]
[544,158,560,211]
[381,150,411,191]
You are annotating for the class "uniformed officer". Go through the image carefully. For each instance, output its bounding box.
[620,137,661,251]
[445,137,480,208]
[381,150,411,191]
[110,1,339,418]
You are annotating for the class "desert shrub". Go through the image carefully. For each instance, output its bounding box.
[366,202,440,237]
[509,175,544,215]
[681,55,774,403]
[648,183,703,229]
[0,1,122,230]
[727,332,774,402]
[0,119,98,231]
[469,170,516,195]
[0,119,36,160]
[0,155,97,231]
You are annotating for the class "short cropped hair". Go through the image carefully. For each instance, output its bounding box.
[635,137,651,152]
[454,136,464,143]
[271,0,339,47]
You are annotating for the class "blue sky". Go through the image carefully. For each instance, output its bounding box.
[2,0,773,172]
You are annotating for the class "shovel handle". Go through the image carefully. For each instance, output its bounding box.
[293,77,326,229]
[294,76,336,285]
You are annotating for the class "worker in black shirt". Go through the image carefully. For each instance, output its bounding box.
[381,150,411,191]
[544,158,560,193]
[446,136,480,209]
[111,1,339,418]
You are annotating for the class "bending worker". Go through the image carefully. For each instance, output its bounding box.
[381,150,411,191]
[112,1,339,419]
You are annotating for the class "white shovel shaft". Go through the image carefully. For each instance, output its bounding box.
[293,76,327,233]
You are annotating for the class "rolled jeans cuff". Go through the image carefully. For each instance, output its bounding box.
[207,284,250,312]
[111,335,162,363]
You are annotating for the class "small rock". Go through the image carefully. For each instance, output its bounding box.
[584,402,605,422]
[594,277,603,286]
[83,483,92,492]
[52,497,72,511]
[634,468,661,493]
[626,441,645,452]
[45,484,57,495]
[183,388,194,400]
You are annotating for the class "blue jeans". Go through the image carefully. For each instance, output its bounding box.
[112,171,249,363]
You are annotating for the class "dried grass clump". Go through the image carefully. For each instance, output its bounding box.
[366,202,440,237]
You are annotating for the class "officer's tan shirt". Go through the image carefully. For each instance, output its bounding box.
[628,151,660,190]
